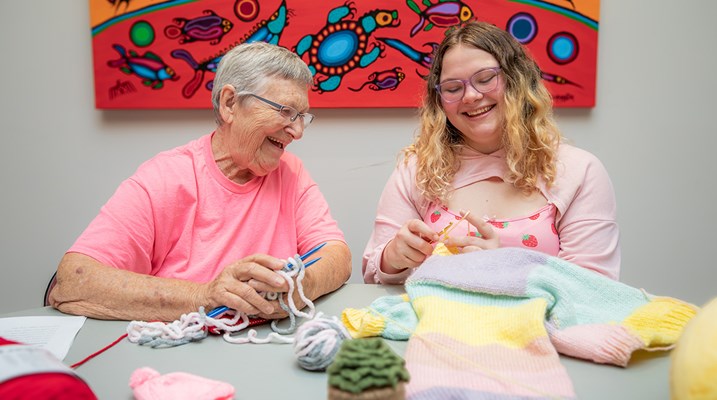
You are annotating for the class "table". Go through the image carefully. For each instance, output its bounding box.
[2,284,672,399]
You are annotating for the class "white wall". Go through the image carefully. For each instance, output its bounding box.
[1,0,715,314]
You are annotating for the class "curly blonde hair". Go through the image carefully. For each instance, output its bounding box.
[405,21,561,202]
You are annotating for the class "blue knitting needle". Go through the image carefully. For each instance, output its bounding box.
[207,243,327,318]
[206,258,321,318]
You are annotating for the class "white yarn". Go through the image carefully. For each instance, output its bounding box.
[127,255,315,347]
[127,309,245,348]
[293,312,351,371]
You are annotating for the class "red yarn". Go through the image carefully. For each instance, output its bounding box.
[70,333,128,369]
[207,315,269,335]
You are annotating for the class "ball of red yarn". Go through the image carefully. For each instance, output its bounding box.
[0,337,97,400]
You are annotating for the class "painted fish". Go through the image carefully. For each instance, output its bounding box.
[107,44,178,89]
[407,0,474,37]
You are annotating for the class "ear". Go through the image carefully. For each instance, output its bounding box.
[218,84,237,124]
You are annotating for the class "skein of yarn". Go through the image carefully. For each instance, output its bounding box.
[670,297,716,400]
[293,313,351,371]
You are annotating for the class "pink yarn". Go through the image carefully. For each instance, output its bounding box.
[129,367,235,400]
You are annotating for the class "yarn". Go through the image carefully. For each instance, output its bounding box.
[327,337,410,400]
[129,367,235,400]
[126,307,241,348]
[293,312,351,371]
[671,297,717,400]
[341,248,698,400]
[0,337,98,400]
[127,255,315,347]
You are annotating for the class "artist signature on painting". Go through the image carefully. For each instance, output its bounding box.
[109,79,137,100]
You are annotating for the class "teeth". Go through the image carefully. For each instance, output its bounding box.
[466,105,493,117]
[268,137,284,149]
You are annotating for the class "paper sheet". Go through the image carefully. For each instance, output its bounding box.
[0,316,86,360]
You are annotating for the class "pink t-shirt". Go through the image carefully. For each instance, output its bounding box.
[69,133,345,282]
[363,144,620,284]
[424,203,559,255]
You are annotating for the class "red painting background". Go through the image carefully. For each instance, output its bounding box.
[90,0,599,108]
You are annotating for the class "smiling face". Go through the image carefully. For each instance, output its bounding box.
[439,45,505,154]
[215,78,310,183]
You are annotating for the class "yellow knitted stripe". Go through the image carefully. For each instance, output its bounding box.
[413,296,548,348]
[342,308,386,339]
[622,297,699,348]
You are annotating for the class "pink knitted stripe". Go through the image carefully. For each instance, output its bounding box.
[548,324,644,367]
[405,333,575,398]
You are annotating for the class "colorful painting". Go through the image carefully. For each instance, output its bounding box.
[90,0,599,109]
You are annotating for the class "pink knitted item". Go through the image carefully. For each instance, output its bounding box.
[129,367,235,400]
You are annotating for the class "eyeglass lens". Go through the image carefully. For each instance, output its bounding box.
[250,93,314,126]
[280,107,314,126]
[278,107,298,121]
[437,68,500,102]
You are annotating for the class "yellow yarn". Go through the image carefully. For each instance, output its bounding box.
[412,296,549,348]
[622,297,699,348]
[341,308,386,339]
[432,242,459,256]
[670,297,717,400]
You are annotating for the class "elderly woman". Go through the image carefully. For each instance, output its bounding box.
[49,42,351,321]
[363,21,620,284]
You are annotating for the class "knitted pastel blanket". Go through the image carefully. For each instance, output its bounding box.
[342,248,697,400]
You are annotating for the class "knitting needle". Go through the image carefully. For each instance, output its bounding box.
[207,243,327,318]
[288,242,326,268]
[206,258,321,318]
[206,257,322,318]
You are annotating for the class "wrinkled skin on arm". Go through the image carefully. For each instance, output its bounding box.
[49,240,351,322]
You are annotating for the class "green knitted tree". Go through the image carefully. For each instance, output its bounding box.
[327,338,410,400]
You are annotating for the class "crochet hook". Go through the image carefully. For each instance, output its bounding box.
[441,210,470,239]
[207,242,327,318]
[431,210,471,244]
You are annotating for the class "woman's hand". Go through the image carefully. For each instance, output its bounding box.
[444,210,501,253]
[197,254,288,316]
[381,219,439,272]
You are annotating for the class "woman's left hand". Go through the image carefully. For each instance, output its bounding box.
[443,210,501,253]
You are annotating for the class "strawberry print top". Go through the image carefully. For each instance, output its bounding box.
[423,203,559,256]
[363,144,620,285]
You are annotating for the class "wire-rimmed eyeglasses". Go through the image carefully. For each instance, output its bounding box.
[248,93,315,127]
[435,67,502,103]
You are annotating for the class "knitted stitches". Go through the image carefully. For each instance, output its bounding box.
[327,338,410,400]
[129,367,234,400]
[342,294,415,341]
[343,248,698,399]
[127,255,315,346]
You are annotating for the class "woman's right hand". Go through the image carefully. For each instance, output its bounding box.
[381,219,439,272]
[197,254,288,316]
[444,210,500,253]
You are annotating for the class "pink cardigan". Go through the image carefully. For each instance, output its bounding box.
[362,144,620,284]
